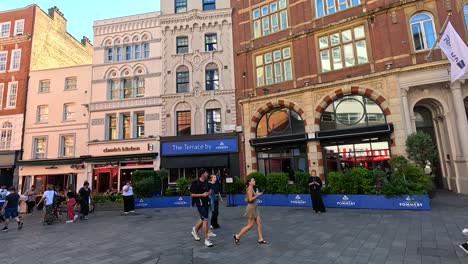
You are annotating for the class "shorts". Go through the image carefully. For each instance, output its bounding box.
[196,205,209,220]
[4,208,18,219]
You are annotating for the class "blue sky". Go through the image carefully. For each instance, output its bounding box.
[0,0,161,44]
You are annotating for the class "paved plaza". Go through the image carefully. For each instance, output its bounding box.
[1,191,468,264]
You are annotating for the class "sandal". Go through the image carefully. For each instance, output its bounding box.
[233,235,240,245]
[258,240,269,244]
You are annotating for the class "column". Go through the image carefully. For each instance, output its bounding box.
[450,81,468,157]
[400,87,413,136]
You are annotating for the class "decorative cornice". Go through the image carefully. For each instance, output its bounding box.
[94,38,161,51]
[89,96,162,112]
[92,72,162,84]
[94,12,161,36]
[0,34,31,46]
[160,8,232,29]
[162,89,234,99]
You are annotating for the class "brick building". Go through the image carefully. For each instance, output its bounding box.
[0,5,92,188]
[232,0,468,193]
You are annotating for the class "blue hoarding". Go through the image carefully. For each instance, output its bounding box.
[161,138,238,155]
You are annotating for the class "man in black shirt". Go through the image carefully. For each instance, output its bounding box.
[1,187,23,232]
[190,169,214,247]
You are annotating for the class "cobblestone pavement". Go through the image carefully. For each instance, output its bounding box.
[1,191,467,264]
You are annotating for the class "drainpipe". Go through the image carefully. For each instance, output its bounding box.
[17,75,30,188]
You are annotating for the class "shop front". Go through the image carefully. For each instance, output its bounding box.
[160,134,239,184]
[0,151,20,187]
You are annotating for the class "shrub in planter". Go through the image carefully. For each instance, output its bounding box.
[383,156,432,195]
[132,170,163,198]
[266,172,289,194]
[326,168,374,194]
[406,131,438,168]
[327,171,350,194]
[227,177,245,194]
[292,171,309,194]
[93,194,123,203]
[246,172,267,192]
[176,177,191,196]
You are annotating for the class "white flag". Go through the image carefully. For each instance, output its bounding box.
[439,22,468,82]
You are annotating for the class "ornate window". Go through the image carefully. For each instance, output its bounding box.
[205,63,219,91]
[203,0,216,11]
[318,25,368,72]
[252,0,288,38]
[256,108,305,138]
[255,47,292,87]
[205,33,217,51]
[0,122,12,150]
[410,12,436,51]
[320,95,386,131]
[176,66,189,93]
[175,0,187,13]
[176,36,189,54]
[206,108,221,134]
[177,111,191,136]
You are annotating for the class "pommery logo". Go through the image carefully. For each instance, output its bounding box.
[174,196,188,205]
[136,199,148,207]
[290,195,306,205]
[398,195,423,208]
[337,195,356,206]
[215,141,229,150]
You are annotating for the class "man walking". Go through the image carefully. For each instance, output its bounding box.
[78,182,92,220]
[0,185,7,222]
[1,187,23,231]
[190,169,215,247]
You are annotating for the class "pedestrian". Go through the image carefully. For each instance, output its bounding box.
[0,185,7,222]
[66,186,79,223]
[0,187,23,232]
[53,186,65,219]
[309,169,326,213]
[190,169,216,247]
[78,182,91,220]
[208,174,221,229]
[24,185,36,215]
[37,184,56,225]
[233,177,269,245]
[460,228,468,254]
[122,181,135,215]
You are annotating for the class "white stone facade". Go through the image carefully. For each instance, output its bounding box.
[160,0,236,136]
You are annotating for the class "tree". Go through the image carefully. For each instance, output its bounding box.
[405,131,438,168]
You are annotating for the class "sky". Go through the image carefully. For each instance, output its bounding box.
[0,0,161,44]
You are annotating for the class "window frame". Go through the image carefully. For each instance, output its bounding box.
[206,108,222,134]
[36,105,49,123]
[205,64,219,91]
[252,0,289,39]
[176,36,189,54]
[14,19,25,36]
[176,111,191,136]
[254,46,293,87]
[0,22,10,38]
[120,113,131,140]
[6,81,18,108]
[65,77,77,91]
[32,136,48,159]
[59,134,75,157]
[0,51,7,72]
[175,0,187,13]
[10,49,21,71]
[205,33,218,51]
[106,114,117,140]
[39,80,50,93]
[135,112,145,138]
[409,12,437,52]
[0,122,12,150]
[176,67,190,93]
[203,0,216,11]
[315,0,361,18]
[63,103,75,121]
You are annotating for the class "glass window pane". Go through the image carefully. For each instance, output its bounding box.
[316,0,325,18]
[411,24,424,50]
[265,65,273,85]
[282,47,291,59]
[330,33,340,45]
[262,17,270,35]
[256,115,268,138]
[338,0,348,11]
[256,67,265,86]
[253,20,261,38]
[284,60,292,81]
[342,29,352,42]
[261,5,269,16]
[264,53,272,64]
[256,55,263,66]
[279,0,287,9]
[371,141,389,150]
[465,5,468,31]
[351,0,361,6]
[343,43,355,67]
[356,40,368,64]
[279,11,288,30]
[332,47,342,70]
[268,109,290,136]
[327,0,336,14]
[320,50,331,72]
[271,13,279,33]
[274,62,282,83]
[319,36,328,49]
[354,143,370,152]
[253,9,260,19]
[423,20,435,49]
[273,50,281,61]
[354,25,365,39]
[270,2,278,12]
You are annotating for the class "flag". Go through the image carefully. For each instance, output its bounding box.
[438,22,468,82]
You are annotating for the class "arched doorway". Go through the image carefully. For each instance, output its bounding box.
[413,99,448,189]
[252,107,307,175]
[318,95,392,175]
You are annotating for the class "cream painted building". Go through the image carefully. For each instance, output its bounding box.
[19,65,91,193]
[159,0,239,183]
[88,12,162,193]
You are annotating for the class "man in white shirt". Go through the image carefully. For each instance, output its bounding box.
[122,181,135,215]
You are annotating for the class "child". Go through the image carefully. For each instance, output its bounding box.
[1,187,23,232]
[66,186,79,223]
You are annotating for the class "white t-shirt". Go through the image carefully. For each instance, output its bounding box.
[43,190,55,206]
[122,185,133,196]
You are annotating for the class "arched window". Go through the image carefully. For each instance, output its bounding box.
[320,95,386,131]
[464,5,468,32]
[256,108,305,138]
[176,66,189,93]
[205,63,219,91]
[0,122,12,150]
[410,12,436,51]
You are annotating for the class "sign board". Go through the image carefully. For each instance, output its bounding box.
[161,138,238,155]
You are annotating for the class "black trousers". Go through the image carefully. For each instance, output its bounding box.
[210,200,219,227]
[310,191,326,212]
[27,201,35,214]
[80,201,89,216]
[123,195,134,212]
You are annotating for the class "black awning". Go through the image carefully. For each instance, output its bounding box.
[161,154,228,169]
[316,124,393,139]
[86,152,158,163]
[250,133,307,146]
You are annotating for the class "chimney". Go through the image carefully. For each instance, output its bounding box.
[48,6,66,19]
[81,36,92,47]
[47,6,67,30]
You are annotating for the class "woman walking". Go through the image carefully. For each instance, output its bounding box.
[309,169,326,213]
[78,182,91,220]
[122,181,135,215]
[24,185,36,215]
[37,184,56,225]
[209,175,221,229]
[233,178,268,245]
[66,186,78,223]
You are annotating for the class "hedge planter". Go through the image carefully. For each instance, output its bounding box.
[227,194,430,210]
[94,202,123,211]
[134,196,191,209]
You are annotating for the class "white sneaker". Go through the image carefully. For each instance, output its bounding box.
[208,231,217,238]
[124,212,129,215]
[210,225,214,229]
[73,215,79,221]
[204,239,213,247]
[191,227,200,241]
[66,220,74,223]
[129,211,135,213]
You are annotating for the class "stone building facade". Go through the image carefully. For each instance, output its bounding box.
[88,12,162,193]
[231,0,468,193]
[159,0,238,183]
